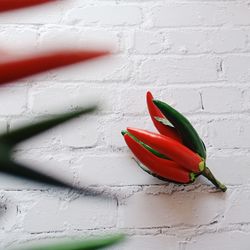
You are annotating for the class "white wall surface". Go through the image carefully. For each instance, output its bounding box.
[0,0,250,249]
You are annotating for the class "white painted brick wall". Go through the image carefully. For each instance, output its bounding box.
[0,1,250,249]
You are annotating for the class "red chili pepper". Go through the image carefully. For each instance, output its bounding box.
[147,91,181,142]
[127,127,204,173]
[124,134,193,183]
[0,50,109,84]
[0,0,56,12]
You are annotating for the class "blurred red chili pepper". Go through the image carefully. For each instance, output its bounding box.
[0,0,57,12]
[127,127,204,173]
[147,91,181,142]
[0,50,109,84]
[124,134,194,183]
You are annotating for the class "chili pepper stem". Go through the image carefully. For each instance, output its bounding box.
[202,167,227,192]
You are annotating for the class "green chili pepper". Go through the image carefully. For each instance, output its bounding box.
[153,100,206,159]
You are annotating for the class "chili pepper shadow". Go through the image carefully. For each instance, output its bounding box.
[133,184,228,228]
[165,190,226,226]
[0,106,116,201]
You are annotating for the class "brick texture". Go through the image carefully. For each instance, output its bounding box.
[0,1,250,249]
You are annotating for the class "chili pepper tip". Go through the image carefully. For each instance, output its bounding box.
[146,90,152,97]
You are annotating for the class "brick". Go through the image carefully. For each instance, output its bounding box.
[118,88,149,114]
[139,57,220,83]
[38,26,120,52]
[224,55,250,82]
[51,56,131,81]
[110,235,179,250]
[186,231,250,250]
[0,26,38,53]
[0,1,64,24]
[0,86,27,115]
[224,189,250,224]
[118,189,227,228]
[132,31,164,54]
[23,196,117,232]
[228,3,250,26]
[56,115,99,148]
[201,87,242,113]
[208,118,250,148]
[152,4,225,27]
[65,6,142,26]
[165,29,247,54]
[0,173,38,190]
[243,87,250,110]
[207,156,250,185]
[152,3,250,27]
[30,84,117,114]
[161,88,201,113]
[0,193,18,231]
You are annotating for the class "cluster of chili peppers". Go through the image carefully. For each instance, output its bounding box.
[122,91,227,192]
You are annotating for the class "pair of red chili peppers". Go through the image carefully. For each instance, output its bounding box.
[122,91,227,192]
